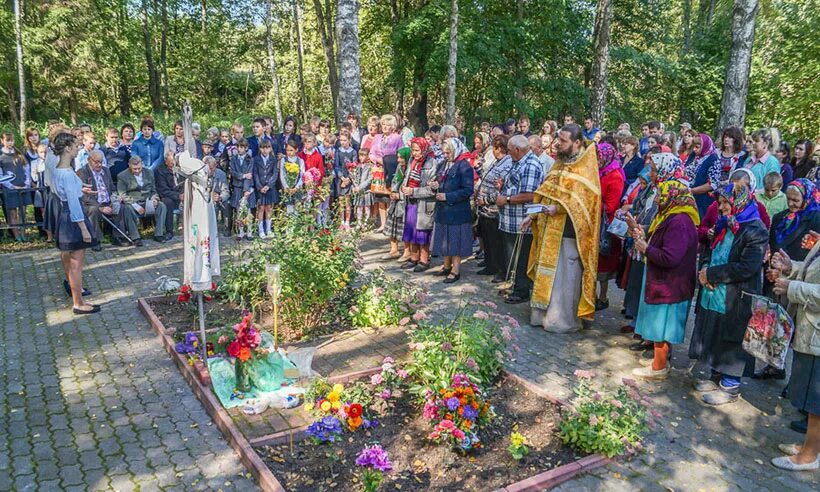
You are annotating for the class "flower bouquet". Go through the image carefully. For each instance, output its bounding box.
[423,373,493,452]
[234,195,254,232]
[220,311,264,392]
[743,293,794,369]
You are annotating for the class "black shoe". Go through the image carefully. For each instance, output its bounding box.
[790,418,808,434]
[475,251,485,260]
[505,295,529,305]
[477,260,487,268]
[629,341,652,352]
[110,238,124,247]
[476,268,496,276]
[620,308,626,315]
[92,244,102,252]
[412,262,431,273]
[491,275,506,284]
[134,239,143,247]
[73,304,101,315]
[401,260,418,270]
[164,232,174,241]
[432,267,452,277]
[595,298,609,311]
[443,273,460,284]
[64,280,91,297]
[153,235,166,243]
[751,365,786,380]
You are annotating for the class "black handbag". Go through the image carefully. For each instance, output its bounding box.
[599,208,612,256]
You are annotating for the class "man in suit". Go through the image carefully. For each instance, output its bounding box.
[77,150,128,250]
[155,150,184,241]
[117,155,168,243]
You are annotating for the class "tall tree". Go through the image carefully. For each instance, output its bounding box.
[160,0,170,111]
[336,0,362,123]
[313,0,339,120]
[200,0,207,31]
[293,0,307,119]
[266,0,284,129]
[13,0,26,133]
[589,0,613,128]
[140,0,163,112]
[716,0,759,134]
[445,0,458,124]
[681,0,692,55]
[114,0,131,116]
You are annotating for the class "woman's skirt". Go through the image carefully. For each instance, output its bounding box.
[374,155,398,204]
[622,258,645,319]
[402,202,432,246]
[789,351,820,415]
[354,191,373,208]
[43,192,61,233]
[431,222,473,257]
[3,187,32,211]
[54,202,98,252]
[256,188,279,206]
[383,200,406,240]
[688,307,754,378]
[634,270,690,344]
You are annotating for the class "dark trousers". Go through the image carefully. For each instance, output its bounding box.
[160,197,180,235]
[478,215,504,275]
[85,203,127,241]
[502,230,534,298]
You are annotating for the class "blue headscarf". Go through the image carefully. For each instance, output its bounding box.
[713,183,760,248]
[774,178,820,244]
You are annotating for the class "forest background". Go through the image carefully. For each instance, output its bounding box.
[0,0,817,140]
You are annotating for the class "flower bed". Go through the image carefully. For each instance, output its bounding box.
[260,374,578,491]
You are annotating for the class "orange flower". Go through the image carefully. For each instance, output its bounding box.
[238,347,252,362]
[463,420,472,429]
[471,402,479,410]
[457,407,464,416]
[348,416,362,430]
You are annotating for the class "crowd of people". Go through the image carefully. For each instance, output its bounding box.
[2,111,819,471]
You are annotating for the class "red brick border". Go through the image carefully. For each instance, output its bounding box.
[140,296,612,491]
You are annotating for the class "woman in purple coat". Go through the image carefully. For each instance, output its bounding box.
[629,179,700,380]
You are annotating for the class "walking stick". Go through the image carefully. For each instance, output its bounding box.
[99,213,134,245]
[506,232,524,289]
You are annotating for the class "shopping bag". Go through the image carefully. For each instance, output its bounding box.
[742,292,795,370]
[370,164,387,194]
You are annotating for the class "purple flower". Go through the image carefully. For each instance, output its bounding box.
[306,416,342,443]
[446,397,460,411]
[462,405,478,421]
[362,418,379,429]
[380,389,392,400]
[355,445,392,472]
[465,358,479,372]
[441,342,453,351]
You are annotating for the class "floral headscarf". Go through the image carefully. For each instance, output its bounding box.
[648,180,700,235]
[713,182,760,248]
[597,142,624,179]
[697,133,716,159]
[774,178,820,244]
[474,131,490,152]
[445,137,470,162]
[650,152,686,184]
[410,137,433,169]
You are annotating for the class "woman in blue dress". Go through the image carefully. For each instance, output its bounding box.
[52,132,100,315]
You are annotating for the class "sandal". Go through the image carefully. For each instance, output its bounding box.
[412,262,431,273]
[443,273,460,284]
[381,252,401,260]
[432,267,452,277]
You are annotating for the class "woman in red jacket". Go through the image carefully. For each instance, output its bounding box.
[597,142,626,311]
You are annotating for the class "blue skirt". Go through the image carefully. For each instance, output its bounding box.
[635,269,691,344]
[55,201,99,252]
[431,222,473,257]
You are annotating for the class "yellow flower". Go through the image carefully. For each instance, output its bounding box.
[304,402,314,412]
[285,162,299,173]
[332,384,344,394]
[327,391,341,403]
[331,400,342,410]
[320,401,332,412]
[510,431,527,447]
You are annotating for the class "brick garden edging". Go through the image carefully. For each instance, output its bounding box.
[139,296,613,491]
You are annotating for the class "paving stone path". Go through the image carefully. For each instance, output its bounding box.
[1,233,818,491]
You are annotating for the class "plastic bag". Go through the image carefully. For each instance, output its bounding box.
[742,292,795,370]
[287,346,320,378]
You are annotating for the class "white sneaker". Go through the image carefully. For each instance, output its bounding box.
[258,231,267,239]
[632,365,670,380]
[771,455,819,471]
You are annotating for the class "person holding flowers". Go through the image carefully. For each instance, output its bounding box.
[689,182,768,405]
[334,132,358,229]
[382,147,411,261]
[278,140,305,215]
[352,147,374,228]
[627,175,700,380]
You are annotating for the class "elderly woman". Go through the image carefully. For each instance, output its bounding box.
[596,142,625,311]
[767,235,820,471]
[369,114,404,232]
[629,179,700,380]
[400,137,438,272]
[689,182,768,405]
[686,133,721,217]
[771,179,820,261]
[475,135,513,282]
[430,138,475,283]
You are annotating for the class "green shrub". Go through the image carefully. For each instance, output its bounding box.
[348,269,421,328]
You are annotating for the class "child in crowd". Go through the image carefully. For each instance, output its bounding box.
[253,140,279,239]
[231,123,245,144]
[334,133,357,229]
[317,120,331,154]
[279,140,305,215]
[756,172,788,219]
[352,147,373,228]
[0,132,32,240]
[300,133,325,180]
[229,139,255,239]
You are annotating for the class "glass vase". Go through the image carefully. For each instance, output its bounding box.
[235,359,251,393]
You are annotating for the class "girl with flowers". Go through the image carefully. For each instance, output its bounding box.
[334,132,358,229]
[689,182,768,405]
[352,147,374,228]
[228,139,255,239]
[278,139,305,215]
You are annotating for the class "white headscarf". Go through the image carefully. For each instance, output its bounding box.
[445,137,469,162]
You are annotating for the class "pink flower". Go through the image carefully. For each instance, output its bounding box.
[374,287,384,296]
[610,410,621,419]
[383,356,394,364]
[218,335,228,344]
[574,369,596,379]
[370,374,384,385]
[622,378,638,388]
[610,399,623,408]
[380,389,392,399]
[588,415,599,426]
[500,326,513,341]
[484,301,498,309]
[397,369,408,380]
[627,388,639,401]
[423,402,439,420]
[506,316,521,328]
[462,285,478,294]
[399,317,410,326]
[466,358,479,372]
[473,310,489,320]
[452,428,465,440]
[441,342,453,351]
[412,311,427,321]
[592,392,602,401]
[649,408,663,419]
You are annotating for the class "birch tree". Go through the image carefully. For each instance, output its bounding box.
[266,0,284,129]
[445,0,458,125]
[716,0,759,134]
[13,0,26,133]
[589,0,613,128]
[336,0,362,124]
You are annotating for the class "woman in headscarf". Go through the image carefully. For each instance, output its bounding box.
[382,147,412,261]
[697,168,771,248]
[430,138,475,283]
[689,182,768,405]
[630,179,700,380]
[596,142,625,311]
[686,133,721,217]
[771,179,820,261]
[399,137,438,272]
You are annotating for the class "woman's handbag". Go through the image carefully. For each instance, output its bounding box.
[370,164,387,194]
[599,208,613,256]
[742,292,795,370]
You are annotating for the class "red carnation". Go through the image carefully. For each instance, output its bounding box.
[227,341,241,358]
[348,403,363,418]
[211,281,217,291]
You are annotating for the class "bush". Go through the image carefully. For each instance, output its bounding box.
[348,269,422,328]
[558,372,658,458]
[219,201,360,339]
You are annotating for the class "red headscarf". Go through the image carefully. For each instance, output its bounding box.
[410,137,433,169]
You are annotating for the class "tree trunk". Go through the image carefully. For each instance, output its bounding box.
[141,0,163,113]
[706,0,717,26]
[681,0,692,55]
[160,0,170,112]
[336,0,362,124]
[407,58,428,134]
[200,0,206,31]
[445,0,458,125]
[313,0,339,120]
[13,0,26,134]
[716,0,759,135]
[116,0,131,116]
[388,0,404,115]
[589,0,613,128]
[266,0,284,129]
[293,0,307,120]
[69,89,78,125]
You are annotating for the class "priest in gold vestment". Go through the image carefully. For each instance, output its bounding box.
[522,124,601,333]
